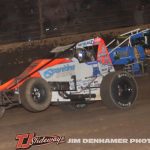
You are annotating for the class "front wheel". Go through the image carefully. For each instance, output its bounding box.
[20,78,52,112]
[101,71,138,109]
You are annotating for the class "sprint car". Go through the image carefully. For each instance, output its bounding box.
[107,28,150,74]
[0,37,138,114]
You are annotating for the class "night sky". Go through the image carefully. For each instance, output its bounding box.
[0,0,149,43]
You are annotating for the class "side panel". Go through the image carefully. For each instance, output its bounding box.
[39,58,114,102]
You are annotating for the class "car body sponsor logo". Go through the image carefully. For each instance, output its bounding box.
[42,64,75,78]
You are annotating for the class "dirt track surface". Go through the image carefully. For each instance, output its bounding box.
[0,75,149,150]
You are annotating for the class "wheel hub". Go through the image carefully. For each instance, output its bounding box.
[32,88,42,102]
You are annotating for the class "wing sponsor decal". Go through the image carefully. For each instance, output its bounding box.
[76,39,94,48]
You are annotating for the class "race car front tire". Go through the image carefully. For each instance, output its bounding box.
[20,78,52,112]
[100,71,138,109]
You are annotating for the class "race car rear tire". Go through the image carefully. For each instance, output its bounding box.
[100,71,138,109]
[20,78,52,112]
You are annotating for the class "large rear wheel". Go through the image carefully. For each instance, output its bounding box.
[101,71,138,109]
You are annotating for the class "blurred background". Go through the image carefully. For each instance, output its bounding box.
[0,0,150,44]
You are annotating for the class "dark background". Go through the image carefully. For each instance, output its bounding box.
[0,0,150,44]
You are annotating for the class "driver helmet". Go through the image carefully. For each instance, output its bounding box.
[76,48,85,62]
